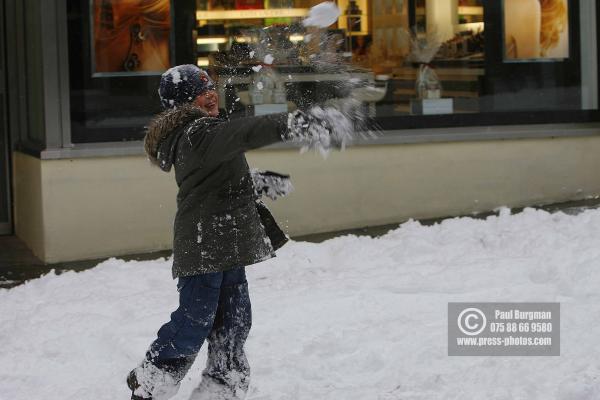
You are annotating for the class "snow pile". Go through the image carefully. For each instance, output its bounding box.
[2,207,600,399]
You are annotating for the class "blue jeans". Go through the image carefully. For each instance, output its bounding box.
[145,266,252,393]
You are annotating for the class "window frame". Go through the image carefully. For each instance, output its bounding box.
[37,0,600,155]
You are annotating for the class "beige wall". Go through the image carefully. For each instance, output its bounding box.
[12,135,600,263]
[13,152,178,263]
[12,152,45,259]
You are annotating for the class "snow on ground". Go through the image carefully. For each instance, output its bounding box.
[2,207,600,400]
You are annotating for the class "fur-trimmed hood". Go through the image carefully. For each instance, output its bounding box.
[144,104,209,171]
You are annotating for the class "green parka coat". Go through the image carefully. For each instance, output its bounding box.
[145,105,289,278]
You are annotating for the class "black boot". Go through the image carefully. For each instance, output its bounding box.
[126,358,190,400]
[127,368,152,400]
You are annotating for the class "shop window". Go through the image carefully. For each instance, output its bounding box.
[67,0,599,144]
[67,0,175,143]
[195,0,599,127]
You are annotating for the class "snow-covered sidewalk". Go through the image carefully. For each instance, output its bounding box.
[2,207,600,400]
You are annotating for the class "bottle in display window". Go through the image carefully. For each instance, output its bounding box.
[345,0,362,33]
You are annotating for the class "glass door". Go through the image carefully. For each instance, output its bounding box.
[0,0,12,235]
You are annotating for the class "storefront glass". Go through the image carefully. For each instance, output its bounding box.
[67,0,173,143]
[67,0,599,143]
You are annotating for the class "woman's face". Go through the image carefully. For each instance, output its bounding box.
[194,90,219,117]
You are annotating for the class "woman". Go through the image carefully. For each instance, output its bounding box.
[504,0,568,59]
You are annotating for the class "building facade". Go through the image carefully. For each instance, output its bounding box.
[2,0,600,263]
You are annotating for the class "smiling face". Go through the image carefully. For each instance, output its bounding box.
[194,90,219,117]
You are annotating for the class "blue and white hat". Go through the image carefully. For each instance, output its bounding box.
[158,64,216,110]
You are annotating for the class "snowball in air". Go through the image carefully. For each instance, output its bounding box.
[302,2,340,28]
[264,54,274,64]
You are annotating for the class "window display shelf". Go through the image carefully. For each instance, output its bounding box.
[214,68,377,115]
[455,22,484,33]
[457,4,483,29]
[458,6,483,16]
[196,8,308,21]
[196,37,228,45]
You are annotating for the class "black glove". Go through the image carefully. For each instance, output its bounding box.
[250,169,294,200]
[285,109,331,145]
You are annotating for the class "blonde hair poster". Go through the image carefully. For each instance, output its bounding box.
[91,0,172,77]
[503,0,569,61]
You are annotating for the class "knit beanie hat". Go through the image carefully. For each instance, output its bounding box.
[158,64,216,110]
